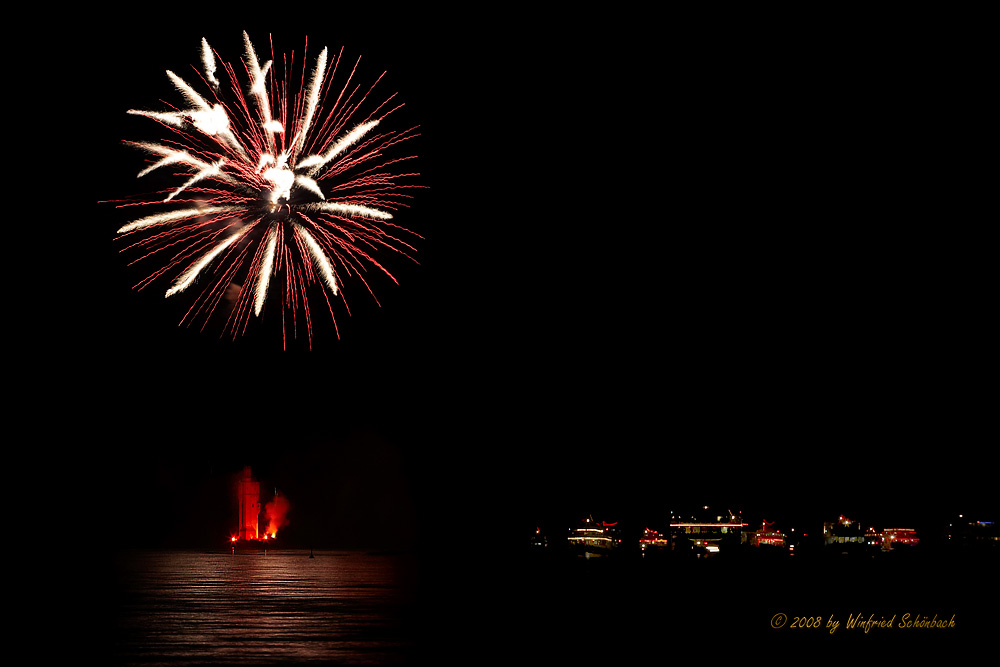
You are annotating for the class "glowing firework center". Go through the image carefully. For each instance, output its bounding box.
[263,165,295,207]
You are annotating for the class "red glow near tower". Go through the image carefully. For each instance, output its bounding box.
[237,466,261,541]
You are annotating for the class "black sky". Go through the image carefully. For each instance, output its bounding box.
[37,8,994,556]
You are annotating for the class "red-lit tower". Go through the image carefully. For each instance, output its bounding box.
[237,466,261,541]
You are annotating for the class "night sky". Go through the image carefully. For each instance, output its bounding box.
[40,8,993,562]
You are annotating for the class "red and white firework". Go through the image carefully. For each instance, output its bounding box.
[113,33,421,347]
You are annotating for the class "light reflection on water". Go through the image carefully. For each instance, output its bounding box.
[114,550,417,665]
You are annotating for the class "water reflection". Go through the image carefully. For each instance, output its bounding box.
[114,550,416,665]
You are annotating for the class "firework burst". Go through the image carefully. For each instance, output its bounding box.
[112,33,421,347]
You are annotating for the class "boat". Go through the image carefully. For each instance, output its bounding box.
[638,527,670,558]
[567,516,618,558]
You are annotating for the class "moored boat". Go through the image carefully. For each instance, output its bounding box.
[567,516,617,558]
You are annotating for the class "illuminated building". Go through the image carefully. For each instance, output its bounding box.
[823,515,919,551]
[237,466,261,541]
[823,515,864,546]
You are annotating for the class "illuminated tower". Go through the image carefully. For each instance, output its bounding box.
[237,466,261,540]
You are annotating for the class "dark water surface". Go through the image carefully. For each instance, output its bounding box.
[107,547,997,663]
[112,550,418,665]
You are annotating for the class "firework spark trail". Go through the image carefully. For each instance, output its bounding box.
[301,201,393,220]
[295,47,328,158]
[135,151,191,178]
[166,70,213,112]
[165,158,228,202]
[294,223,339,296]
[202,37,219,87]
[129,142,222,178]
[301,120,380,175]
[165,230,245,298]
[112,34,421,347]
[255,225,278,316]
[116,205,241,234]
[243,31,276,152]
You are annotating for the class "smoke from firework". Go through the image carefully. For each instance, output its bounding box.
[265,491,291,538]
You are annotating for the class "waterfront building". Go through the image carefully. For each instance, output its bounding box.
[823,515,865,546]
